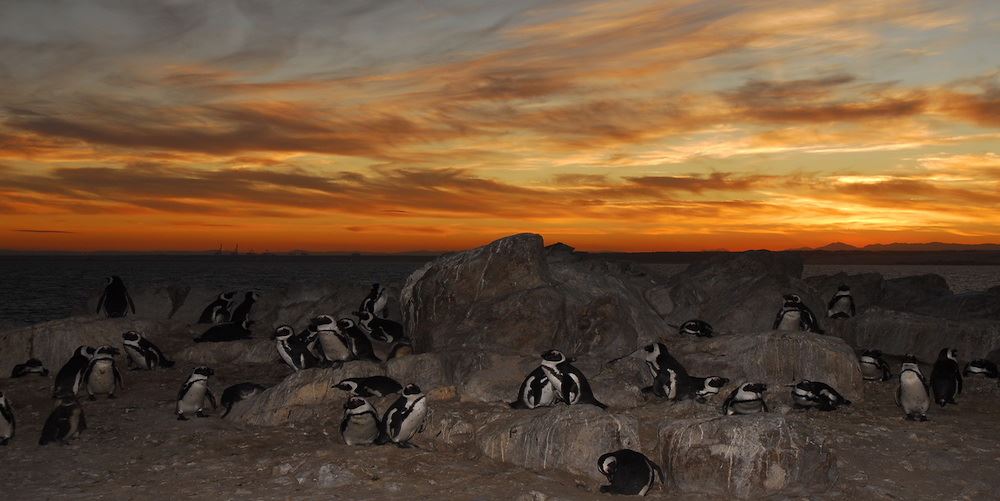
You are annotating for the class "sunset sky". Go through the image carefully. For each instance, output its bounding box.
[1,0,998,252]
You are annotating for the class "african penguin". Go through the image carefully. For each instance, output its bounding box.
[337,318,380,362]
[773,294,824,333]
[360,283,388,317]
[859,349,892,382]
[790,380,851,411]
[357,310,405,345]
[273,325,326,371]
[896,355,930,421]
[640,342,689,400]
[509,366,557,409]
[194,319,253,343]
[83,346,124,400]
[679,376,730,403]
[378,383,428,448]
[176,366,217,420]
[52,346,95,398]
[121,331,174,369]
[197,291,237,324]
[10,358,49,378]
[39,397,86,445]
[97,275,135,318]
[598,449,664,496]
[229,291,259,324]
[220,382,266,418]
[678,319,713,338]
[333,376,403,398]
[0,392,14,445]
[310,315,354,363]
[930,348,962,407]
[963,359,999,378]
[722,382,769,415]
[539,350,607,409]
[827,285,856,318]
[341,397,381,446]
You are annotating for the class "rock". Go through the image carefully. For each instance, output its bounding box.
[81,283,190,321]
[879,274,952,312]
[476,405,639,481]
[174,339,279,365]
[804,272,884,316]
[654,251,824,335]
[588,356,647,409]
[317,463,356,488]
[386,353,448,390]
[657,414,836,498]
[460,355,538,404]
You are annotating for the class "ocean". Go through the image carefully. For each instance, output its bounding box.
[1,255,998,328]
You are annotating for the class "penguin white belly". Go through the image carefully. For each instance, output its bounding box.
[67,407,82,439]
[792,388,816,407]
[829,298,851,317]
[541,367,564,401]
[899,373,929,414]
[179,382,209,414]
[319,332,352,361]
[777,311,801,331]
[396,399,427,442]
[343,414,379,445]
[0,418,11,438]
[88,361,116,394]
[124,346,148,368]
[275,341,298,370]
[729,398,765,414]
[859,359,881,380]
[532,376,556,408]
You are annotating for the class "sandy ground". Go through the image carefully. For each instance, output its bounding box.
[2,359,999,500]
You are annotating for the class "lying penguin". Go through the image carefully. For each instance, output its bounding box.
[10,358,49,378]
[334,376,403,398]
[378,383,428,448]
[121,331,174,370]
[773,294,823,333]
[342,397,381,446]
[859,350,892,382]
[964,359,999,378]
[539,350,607,409]
[790,380,851,411]
[722,382,769,415]
[220,382,267,418]
[680,376,730,403]
[598,449,664,496]
[678,319,713,338]
[39,397,86,445]
[194,319,253,343]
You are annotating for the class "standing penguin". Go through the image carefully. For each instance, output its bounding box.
[39,397,86,445]
[597,449,664,496]
[357,310,405,344]
[379,383,428,448]
[229,291,259,324]
[790,380,851,411]
[359,283,388,317]
[97,276,135,318]
[773,294,823,333]
[309,315,354,363]
[509,366,557,409]
[176,367,217,420]
[197,291,237,324]
[963,359,999,378]
[83,346,124,400]
[896,355,930,421]
[678,319,713,338]
[859,350,892,381]
[52,346,95,398]
[10,358,49,378]
[640,342,689,400]
[334,376,403,398]
[539,350,607,409]
[722,382,769,415]
[220,382,266,418]
[273,325,325,371]
[121,331,174,369]
[827,285,856,318]
[341,397,381,446]
[337,318,379,362]
[0,392,14,445]
[930,348,962,407]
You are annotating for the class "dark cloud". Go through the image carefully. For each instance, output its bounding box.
[13,229,74,233]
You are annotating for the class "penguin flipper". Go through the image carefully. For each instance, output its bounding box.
[126,289,135,315]
[650,459,665,486]
[206,388,218,410]
[508,400,528,409]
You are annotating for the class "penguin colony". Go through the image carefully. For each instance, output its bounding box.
[2,276,999,497]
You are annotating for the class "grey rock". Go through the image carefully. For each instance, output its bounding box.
[804,272,884,317]
[317,463,357,488]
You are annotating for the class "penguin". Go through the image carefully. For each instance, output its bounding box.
[273,325,326,371]
[896,355,930,421]
[539,349,607,409]
[194,319,253,342]
[597,449,664,496]
[0,392,14,445]
[197,291,237,324]
[930,348,962,407]
[229,291,259,324]
[509,366,557,409]
[341,397,381,446]
[790,380,851,411]
[384,337,414,360]
[293,324,323,360]
[963,359,999,378]
[309,315,354,363]
[859,349,892,382]
[333,376,403,398]
[220,382,266,418]
[357,310,406,344]
[678,319,713,338]
[360,283,388,317]
[679,376,730,403]
[39,397,86,445]
[83,346,124,400]
[773,294,823,333]
[121,331,174,370]
[640,342,689,400]
[96,275,135,318]
[722,382,769,415]
[378,383,428,448]
[10,358,49,378]
[176,366,217,420]
[826,285,856,318]
[52,346,95,398]
[337,318,380,362]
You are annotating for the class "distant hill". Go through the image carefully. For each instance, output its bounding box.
[793,242,1000,251]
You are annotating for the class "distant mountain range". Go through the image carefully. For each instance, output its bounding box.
[791,242,1000,251]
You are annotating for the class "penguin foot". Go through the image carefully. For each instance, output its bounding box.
[599,486,612,493]
[88,395,96,401]
[904,414,915,421]
[196,411,209,418]
[919,415,928,422]
[0,438,8,446]
[177,414,188,421]
[395,442,415,449]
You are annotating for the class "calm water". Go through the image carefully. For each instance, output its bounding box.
[1,256,997,328]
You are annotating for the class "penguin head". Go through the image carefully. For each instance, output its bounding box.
[104,276,114,285]
[863,349,883,358]
[641,342,666,361]
[246,291,259,301]
[333,380,359,393]
[26,358,44,368]
[74,345,95,358]
[540,350,567,365]
[401,383,422,396]
[597,452,617,478]
[344,397,370,411]
[939,348,957,361]
[122,331,141,342]
[273,325,295,340]
[310,315,338,332]
[192,366,214,377]
[0,392,6,405]
[706,376,729,389]
[782,293,801,304]
[902,354,919,364]
[221,291,237,301]
[742,382,767,394]
[94,345,120,357]
[837,284,851,292]
[337,318,357,330]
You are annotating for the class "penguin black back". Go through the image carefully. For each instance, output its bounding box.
[97,276,135,318]
[930,348,962,407]
[598,449,664,496]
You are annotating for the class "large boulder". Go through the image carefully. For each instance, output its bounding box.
[477,405,640,481]
[804,272,884,317]
[879,274,951,313]
[657,414,836,498]
[653,251,825,335]
[174,339,279,365]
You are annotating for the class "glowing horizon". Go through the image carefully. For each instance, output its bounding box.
[2,1,998,252]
